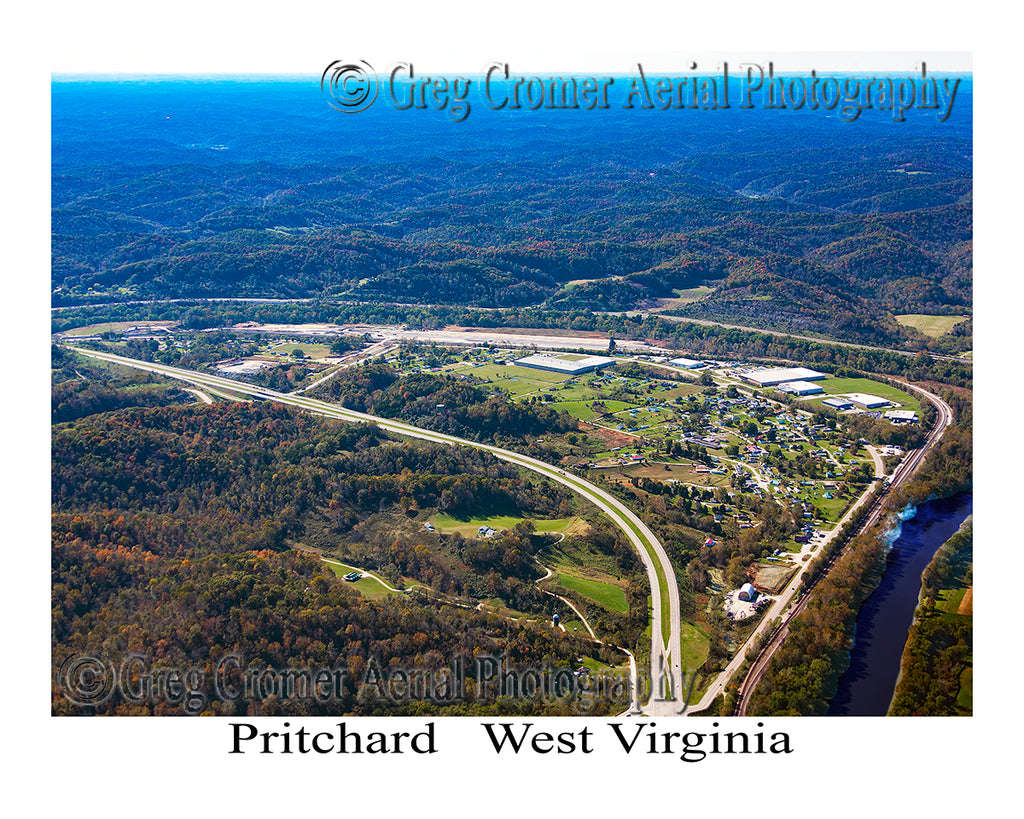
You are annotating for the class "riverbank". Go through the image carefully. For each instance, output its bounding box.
[888,513,973,715]
[827,491,973,715]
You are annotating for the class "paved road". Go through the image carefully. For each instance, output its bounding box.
[213,322,669,355]
[319,558,409,593]
[685,466,886,714]
[865,444,885,479]
[612,311,971,365]
[618,354,914,713]
[727,378,954,716]
[54,299,971,365]
[289,342,397,395]
[70,347,688,714]
[182,388,213,405]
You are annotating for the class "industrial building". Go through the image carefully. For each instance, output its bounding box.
[738,583,758,601]
[514,353,617,374]
[742,366,827,387]
[777,380,824,396]
[822,397,854,410]
[669,357,705,369]
[846,393,891,409]
[885,409,918,423]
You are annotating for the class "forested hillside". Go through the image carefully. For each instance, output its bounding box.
[52,401,627,715]
[52,80,972,345]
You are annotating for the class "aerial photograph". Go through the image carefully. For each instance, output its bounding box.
[50,52,973,723]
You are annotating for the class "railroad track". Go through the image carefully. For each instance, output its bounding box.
[734,379,953,715]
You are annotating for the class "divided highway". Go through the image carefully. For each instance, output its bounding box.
[69,347,951,715]
[71,347,690,714]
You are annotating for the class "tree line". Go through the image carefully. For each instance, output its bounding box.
[888,519,972,716]
[52,401,626,715]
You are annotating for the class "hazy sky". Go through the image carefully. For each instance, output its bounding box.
[48,1,972,76]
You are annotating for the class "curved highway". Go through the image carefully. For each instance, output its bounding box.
[70,347,689,714]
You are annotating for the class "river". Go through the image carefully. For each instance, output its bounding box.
[827,491,973,716]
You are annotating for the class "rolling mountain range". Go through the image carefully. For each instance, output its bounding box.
[52,79,972,346]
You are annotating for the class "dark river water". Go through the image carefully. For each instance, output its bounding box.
[827,491,973,716]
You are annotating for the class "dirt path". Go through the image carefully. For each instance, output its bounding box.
[319,557,408,592]
[534,551,641,713]
[532,534,600,639]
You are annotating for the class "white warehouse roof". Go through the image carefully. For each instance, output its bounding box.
[778,380,825,395]
[743,367,827,386]
[846,393,891,409]
[514,353,617,374]
[669,357,705,368]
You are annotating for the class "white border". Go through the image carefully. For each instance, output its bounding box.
[14,1,1015,814]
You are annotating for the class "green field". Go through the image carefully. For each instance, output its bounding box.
[799,493,851,524]
[612,407,670,427]
[550,400,601,421]
[659,383,703,399]
[562,275,622,290]
[432,512,576,535]
[459,362,572,395]
[895,314,969,338]
[483,363,570,382]
[678,622,711,672]
[547,382,613,401]
[556,574,629,613]
[59,321,175,337]
[578,655,628,675]
[957,666,973,711]
[266,341,332,359]
[673,285,716,302]
[322,559,399,598]
[589,399,636,415]
[936,587,968,614]
[538,533,624,580]
[479,598,537,620]
[647,285,717,311]
[533,518,577,533]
